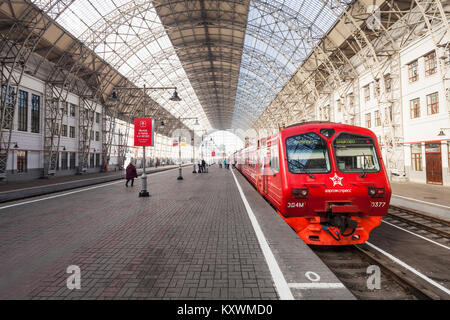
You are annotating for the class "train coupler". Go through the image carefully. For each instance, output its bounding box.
[325,214,358,237]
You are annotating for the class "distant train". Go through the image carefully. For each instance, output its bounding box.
[234,122,391,245]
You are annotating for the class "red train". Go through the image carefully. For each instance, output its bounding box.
[234,122,391,245]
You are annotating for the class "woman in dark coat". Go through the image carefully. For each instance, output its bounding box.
[125,162,138,187]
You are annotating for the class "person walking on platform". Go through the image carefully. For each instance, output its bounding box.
[198,161,203,173]
[202,159,206,173]
[125,162,138,187]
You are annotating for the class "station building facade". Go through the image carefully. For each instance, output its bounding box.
[317,28,449,186]
[4,71,178,182]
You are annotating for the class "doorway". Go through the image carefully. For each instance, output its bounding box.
[425,142,443,185]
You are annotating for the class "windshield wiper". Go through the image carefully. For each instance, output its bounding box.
[304,165,315,179]
[288,159,315,179]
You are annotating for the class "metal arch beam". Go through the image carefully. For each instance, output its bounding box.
[242,0,357,129]
[0,0,74,179]
[43,0,348,131]
[251,0,384,130]
[153,0,250,129]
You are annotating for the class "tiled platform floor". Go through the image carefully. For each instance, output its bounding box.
[0,166,353,300]
[0,167,277,299]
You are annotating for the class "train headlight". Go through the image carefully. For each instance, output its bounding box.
[368,187,385,198]
[293,188,309,199]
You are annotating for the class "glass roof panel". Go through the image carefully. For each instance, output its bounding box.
[31,0,352,130]
[232,0,352,129]
[31,0,211,130]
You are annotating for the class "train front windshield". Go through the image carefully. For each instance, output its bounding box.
[286,132,331,174]
[333,133,381,173]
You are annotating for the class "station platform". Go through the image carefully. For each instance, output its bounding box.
[0,166,354,300]
[390,181,450,222]
[0,164,187,203]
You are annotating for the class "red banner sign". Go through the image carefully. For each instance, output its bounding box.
[212,151,216,157]
[134,118,154,146]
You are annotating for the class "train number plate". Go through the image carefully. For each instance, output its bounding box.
[370,201,386,208]
[287,202,305,208]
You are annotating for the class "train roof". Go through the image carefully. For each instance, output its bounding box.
[282,121,375,135]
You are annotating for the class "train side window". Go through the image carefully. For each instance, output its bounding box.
[270,144,279,173]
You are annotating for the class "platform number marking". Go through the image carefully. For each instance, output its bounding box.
[66,265,81,290]
[366,265,381,290]
[305,271,321,282]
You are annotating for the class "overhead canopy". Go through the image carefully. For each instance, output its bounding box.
[28,0,353,130]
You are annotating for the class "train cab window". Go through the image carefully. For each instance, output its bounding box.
[285,132,331,174]
[333,133,381,173]
[270,144,279,173]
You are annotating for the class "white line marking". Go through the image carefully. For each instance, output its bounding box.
[0,181,122,210]
[366,241,450,296]
[392,194,450,210]
[231,169,294,300]
[382,220,450,251]
[288,283,346,289]
[0,169,175,210]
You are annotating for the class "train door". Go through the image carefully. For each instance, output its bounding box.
[267,139,282,207]
[260,140,268,195]
[425,142,443,185]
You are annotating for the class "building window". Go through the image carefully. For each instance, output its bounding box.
[31,94,40,133]
[52,123,59,135]
[1,85,14,105]
[384,74,392,93]
[364,85,370,102]
[426,92,439,115]
[63,102,68,116]
[384,106,393,123]
[408,60,418,83]
[61,152,68,170]
[70,103,76,117]
[365,113,371,128]
[95,154,100,168]
[347,94,354,108]
[95,131,100,141]
[90,130,94,141]
[448,142,450,172]
[18,90,28,131]
[411,144,422,171]
[424,51,437,76]
[96,112,100,123]
[70,152,76,169]
[90,153,95,168]
[375,110,381,127]
[16,151,27,173]
[61,124,68,137]
[374,79,380,98]
[70,126,75,138]
[410,98,420,119]
[1,85,15,129]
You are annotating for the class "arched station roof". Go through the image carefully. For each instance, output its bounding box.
[27,0,353,130]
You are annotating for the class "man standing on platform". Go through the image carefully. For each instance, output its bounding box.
[202,159,206,173]
[125,162,138,187]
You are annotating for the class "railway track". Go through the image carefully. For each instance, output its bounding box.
[312,206,450,300]
[311,244,441,300]
[386,205,450,240]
